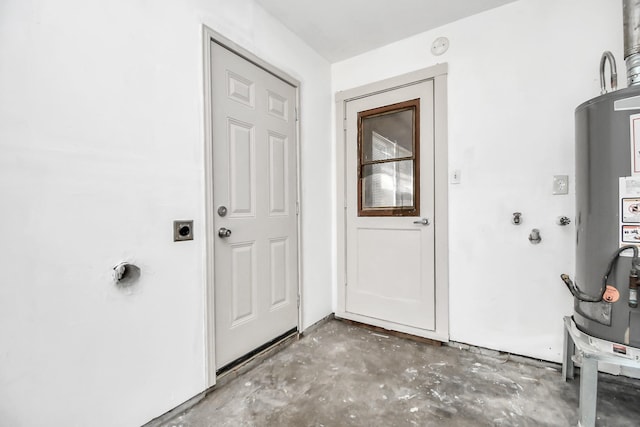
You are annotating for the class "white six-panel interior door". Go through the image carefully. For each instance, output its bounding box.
[209,40,299,370]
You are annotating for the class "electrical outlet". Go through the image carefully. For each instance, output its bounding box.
[451,169,461,184]
[174,220,194,241]
[553,175,569,195]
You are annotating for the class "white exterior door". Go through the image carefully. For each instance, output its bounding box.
[210,42,299,369]
[345,81,436,332]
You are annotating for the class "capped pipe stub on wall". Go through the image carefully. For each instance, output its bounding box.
[528,229,542,244]
[112,262,141,286]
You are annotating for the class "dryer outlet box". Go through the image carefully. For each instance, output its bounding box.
[174,220,194,241]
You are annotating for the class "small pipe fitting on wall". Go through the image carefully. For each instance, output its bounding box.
[529,229,542,244]
[112,262,141,286]
[512,212,522,225]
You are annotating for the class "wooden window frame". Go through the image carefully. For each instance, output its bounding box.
[357,98,420,217]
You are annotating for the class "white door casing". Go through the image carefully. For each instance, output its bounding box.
[336,65,449,342]
[204,29,301,382]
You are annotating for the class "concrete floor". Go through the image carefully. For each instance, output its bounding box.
[161,320,640,426]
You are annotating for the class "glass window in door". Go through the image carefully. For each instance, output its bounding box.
[358,99,420,216]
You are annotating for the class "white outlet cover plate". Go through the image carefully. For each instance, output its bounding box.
[450,169,461,184]
[553,175,569,195]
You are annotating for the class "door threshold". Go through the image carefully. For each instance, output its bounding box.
[337,317,442,347]
[216,328,298,384]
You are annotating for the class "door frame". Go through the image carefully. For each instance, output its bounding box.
[202,26,303,387]
[335,64,449,342]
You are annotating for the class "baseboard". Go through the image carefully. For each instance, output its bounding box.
[142,390,209,427]
[300,313,335,336]
[144,328,301,426]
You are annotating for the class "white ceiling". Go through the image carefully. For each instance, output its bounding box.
[255,0,519,62]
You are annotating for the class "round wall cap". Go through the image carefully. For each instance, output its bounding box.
[431,37,449,56]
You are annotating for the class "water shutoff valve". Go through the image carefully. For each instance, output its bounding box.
[512,212,522,225]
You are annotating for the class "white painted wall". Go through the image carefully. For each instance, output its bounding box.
[0,0,332,426]
[332,0,622,363]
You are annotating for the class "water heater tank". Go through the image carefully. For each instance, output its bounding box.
[575,85,640,345]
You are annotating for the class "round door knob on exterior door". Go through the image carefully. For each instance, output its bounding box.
[413,218,430,225]
[218,228,232,238]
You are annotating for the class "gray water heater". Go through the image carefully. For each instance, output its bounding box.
[564,0,640,346]
[573,85,640,345]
